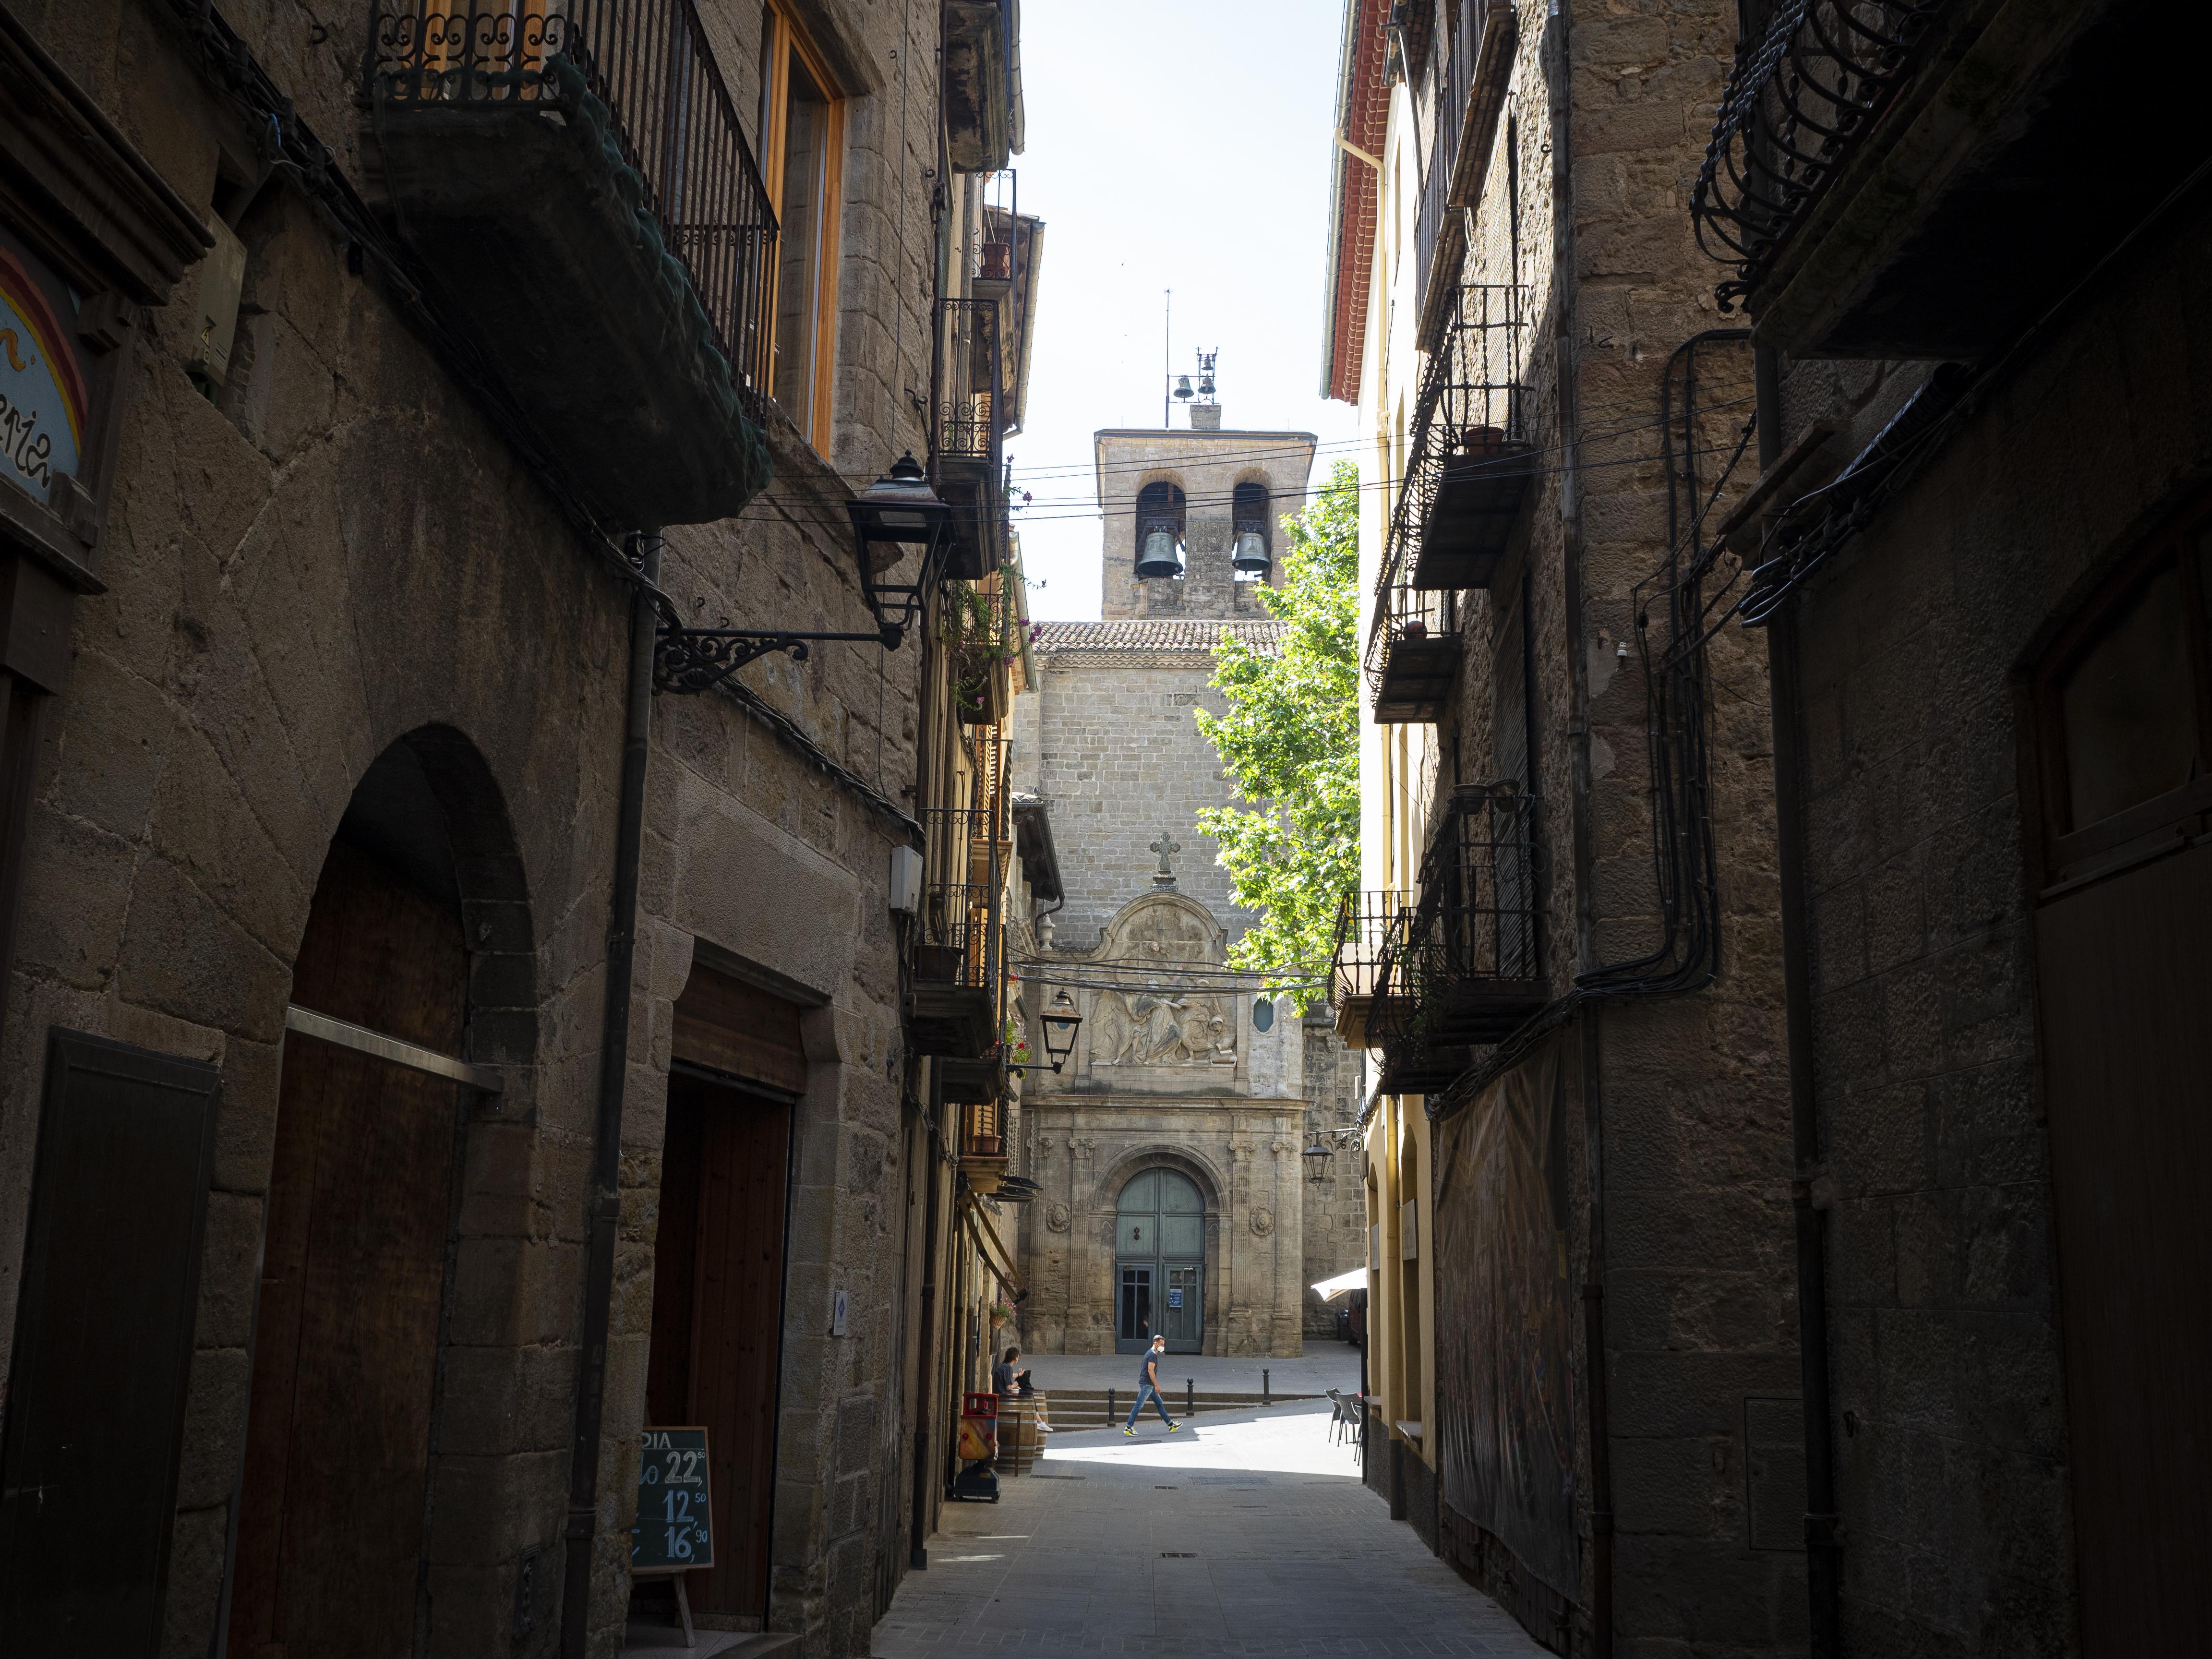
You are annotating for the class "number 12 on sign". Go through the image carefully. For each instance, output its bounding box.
[633,1426,715,1572]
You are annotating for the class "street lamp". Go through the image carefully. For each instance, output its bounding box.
[1009,986,1084,1075]
[844,453,951,647]
[1303,1130,1333,1185]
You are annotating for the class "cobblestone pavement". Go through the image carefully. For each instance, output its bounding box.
[872,1401,1548,1659]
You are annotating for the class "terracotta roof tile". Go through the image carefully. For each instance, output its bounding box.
[1031,619,1288,655]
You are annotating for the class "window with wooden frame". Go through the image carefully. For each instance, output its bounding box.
[2029,485,2212,886]
[757,2,845,451]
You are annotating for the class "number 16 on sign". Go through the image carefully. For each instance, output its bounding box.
[633,1426,715,1572]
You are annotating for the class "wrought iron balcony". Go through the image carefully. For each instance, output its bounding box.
[1371,783,1545,1093]
[1691,0,1944,317]
[908,808,1007,1059]
[1412,0,1518,349]
[931,297,1006,581]
[366,0,777,529]
[1368,583,1461,724]
[1330,891,1418,1048]
[1376,284,1532,629]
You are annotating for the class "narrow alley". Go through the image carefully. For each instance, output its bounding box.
[0,0,2202,1656]
[874,1382,1545,1659]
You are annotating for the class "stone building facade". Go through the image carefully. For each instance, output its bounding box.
[1325,0,1801,1650]
[1684,3,2212,1654]
[0,1,1037,1655]
[1006,424,1367,1356]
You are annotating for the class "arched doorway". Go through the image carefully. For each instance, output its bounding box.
[228,731,530,1658]
[1115,1169,1204,1353]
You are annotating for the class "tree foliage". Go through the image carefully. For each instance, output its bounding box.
[1195,460,1361,1012]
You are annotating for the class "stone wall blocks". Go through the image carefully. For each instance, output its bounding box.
[192,1190,264,1350]
[1878,964,1945,1080]
[1826,1195,1899,1314]
[1929,1058,2044,1190]
[13,806,138,992]
[428,1449,569,1568]
[47,650,175,836]
[171,1345,250,1511]
[159,1504,230,1659]
[114,854,290,1041]
[1603,1349,1804,1439]
[1830,1079,1932,1200]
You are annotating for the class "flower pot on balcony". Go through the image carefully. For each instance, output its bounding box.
[1402,618,1428,640]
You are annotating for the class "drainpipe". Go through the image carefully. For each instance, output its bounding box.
[908,1103,944,1568]
[1545,0,1612,1649]
[1756,344,1842,1658]
[559,534,660,1659]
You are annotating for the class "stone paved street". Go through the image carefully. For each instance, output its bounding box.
[873,1401,1547,1658]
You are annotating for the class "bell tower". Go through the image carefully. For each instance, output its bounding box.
[1094,409,1319,621]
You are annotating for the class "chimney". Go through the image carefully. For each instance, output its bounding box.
[1189,404,1222,432]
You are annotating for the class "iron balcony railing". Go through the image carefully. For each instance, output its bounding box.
[933,296,1005,469]
[1370,784,1542,1063]
[1368,282,1530,691]
[367,0,779,406]
[1331,890,1417,1009]
[918,806,1007,1004]
[1691,0,1947,311]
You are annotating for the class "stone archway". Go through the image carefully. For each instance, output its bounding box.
[228,725,537,1659]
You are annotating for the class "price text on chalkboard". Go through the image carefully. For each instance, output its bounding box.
[633,1427,715,1571]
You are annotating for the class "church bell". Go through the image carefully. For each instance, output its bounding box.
[1136,526,1184,578]
[1232,529,1271,578]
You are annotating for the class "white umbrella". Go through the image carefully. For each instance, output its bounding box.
[1309,1266,1368,1300]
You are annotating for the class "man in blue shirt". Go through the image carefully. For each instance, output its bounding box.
[1124,1335,1179,1434]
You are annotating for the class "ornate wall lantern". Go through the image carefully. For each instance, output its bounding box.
[845,452,951,646]
[1009,986,1083,1075]
[1303,1130,1334,1185]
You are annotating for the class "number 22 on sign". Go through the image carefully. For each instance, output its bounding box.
[633,1426,716,1572]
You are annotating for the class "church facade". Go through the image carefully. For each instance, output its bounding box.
[1008,420,1367,1357]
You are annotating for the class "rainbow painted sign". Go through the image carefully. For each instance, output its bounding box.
[0,247,88,509]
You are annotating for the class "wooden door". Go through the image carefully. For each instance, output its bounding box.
[2035,839,2212,1655]
[228,841,468,1659]
[648,1071,791,1619]
[0,1031,219,1652]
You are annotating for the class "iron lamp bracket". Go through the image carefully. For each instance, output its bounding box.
[653,624,897,697]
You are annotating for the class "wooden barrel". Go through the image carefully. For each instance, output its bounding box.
[999,1393,1046,1474]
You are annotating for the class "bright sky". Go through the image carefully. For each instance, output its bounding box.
[1006,0,1364,621]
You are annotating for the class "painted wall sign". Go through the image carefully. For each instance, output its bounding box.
[0,247,88,509]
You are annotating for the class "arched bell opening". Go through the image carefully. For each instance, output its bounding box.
[1134,480,1188,579]
[228,726,538,1657]
[1231,480,1272,581]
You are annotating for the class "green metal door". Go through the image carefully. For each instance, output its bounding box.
[1114,1170,1204,1353]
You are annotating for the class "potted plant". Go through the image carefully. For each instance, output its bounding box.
[987,1300,1014,1328]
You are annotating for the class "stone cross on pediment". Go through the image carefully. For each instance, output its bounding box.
[1150,830,1181,887]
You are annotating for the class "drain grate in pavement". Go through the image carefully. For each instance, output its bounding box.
[1158,1551,1198,1558]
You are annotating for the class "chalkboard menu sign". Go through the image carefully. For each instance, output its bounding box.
[632,1427,715,1572]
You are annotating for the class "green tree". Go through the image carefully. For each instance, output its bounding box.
[1195,459,1361,1012]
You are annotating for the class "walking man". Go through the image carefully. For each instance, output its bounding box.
[1124,1334,1178,1434]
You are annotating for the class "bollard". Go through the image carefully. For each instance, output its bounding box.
[1107,1387,1117,1427]
[1187,1378,1195,1416]
[1263,1368,1271,1406]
